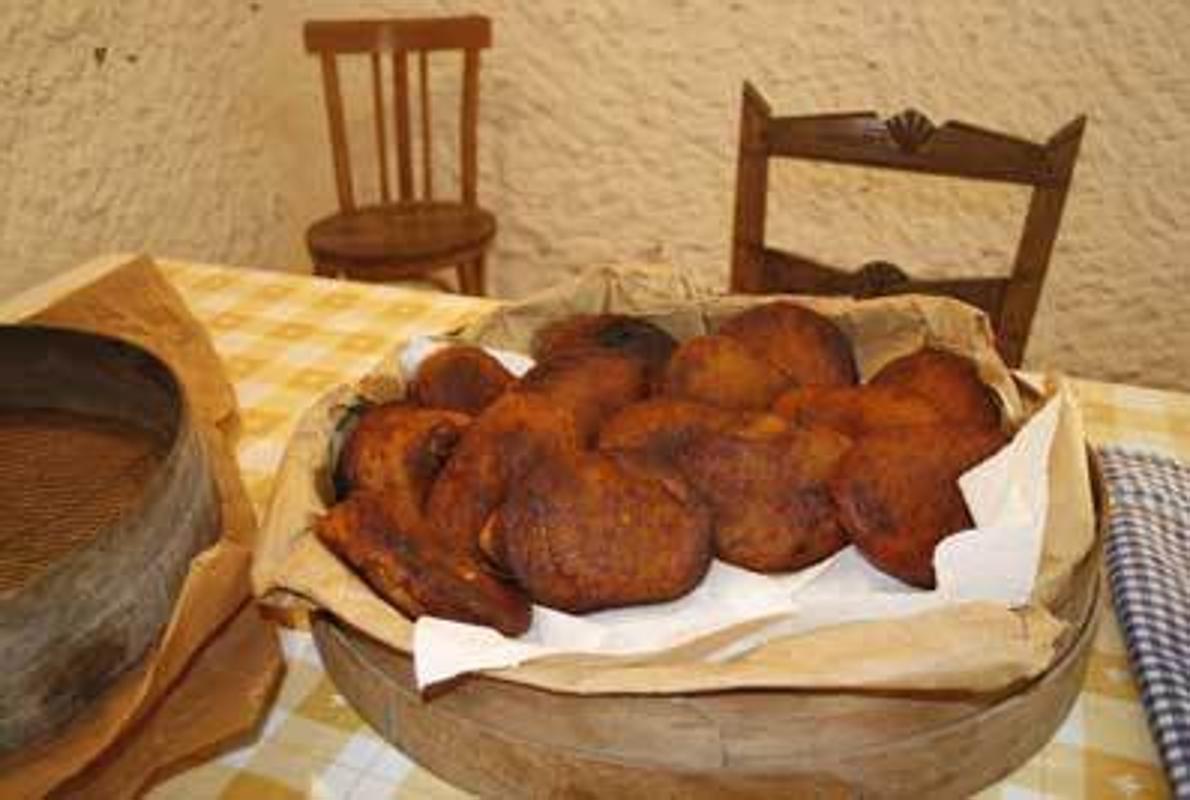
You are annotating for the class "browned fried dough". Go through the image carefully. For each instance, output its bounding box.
[335,403,471,525]
[316,491,531,636]
[476,443,703,578]
[495,449,713,613]
[531,313,678,382]
[425,392,581,550]
[661,335,790,411]
[476,514,511,577]
[870,347,1001,429]
[678,426,853,572]
[772,385,943,437]
[830,425,1008,588]
[598,398,787,465]
[516,350,649,443]
[719,301,858,387]
[410,345,515,415]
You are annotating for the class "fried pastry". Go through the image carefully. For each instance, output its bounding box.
[410,345,515,415]
[830,425,1008,588]
[495,449,713,613]
[661,334,790,411]
[719,301,858,387]
[425,392,581,550]
[598,397,787,465]
[531,313,678,382]
[516,350,649,443]
[772,384,943,437]
[678,426,853,572]
[335,403,470,525]
[317,491,531,636]
[869,347,1001,429]
[476,514,512,578]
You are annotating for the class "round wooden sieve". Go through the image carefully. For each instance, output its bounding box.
[0,326,221,755]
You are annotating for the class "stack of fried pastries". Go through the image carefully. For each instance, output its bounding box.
[317,304,1009,637]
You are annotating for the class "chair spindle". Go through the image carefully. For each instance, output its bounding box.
[319,52,354,212]
[392,51,414,201]
[370,53,391,203]
[461,50,480,206]
[420,50,433,200]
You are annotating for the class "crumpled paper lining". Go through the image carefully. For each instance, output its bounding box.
[254,260,1098,696]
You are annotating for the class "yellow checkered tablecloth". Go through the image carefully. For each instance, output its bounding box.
[97,258,1186,800]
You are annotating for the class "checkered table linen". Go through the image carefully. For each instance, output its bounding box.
[1102,447,1190,798]
[38,257,1175,799]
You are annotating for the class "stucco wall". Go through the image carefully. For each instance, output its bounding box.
[2,1,1187,390]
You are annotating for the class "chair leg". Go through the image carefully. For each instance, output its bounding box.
[457,259,475,296]
[457,256,486,296]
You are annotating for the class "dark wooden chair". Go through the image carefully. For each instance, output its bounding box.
[304,16,494,295]
[730,82,1085,367]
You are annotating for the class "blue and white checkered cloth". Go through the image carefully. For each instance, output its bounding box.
[1101,446,1190,798]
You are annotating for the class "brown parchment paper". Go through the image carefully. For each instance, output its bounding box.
[255,261,1096,696]
[0,255,280,799]
[51,604,281,800]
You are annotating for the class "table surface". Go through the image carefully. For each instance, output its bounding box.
[30,257,1186,800]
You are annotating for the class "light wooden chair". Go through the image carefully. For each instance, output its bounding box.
[729,82,1086,367]
[304,16,494,295]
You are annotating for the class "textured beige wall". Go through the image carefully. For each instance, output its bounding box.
[3,1,1188,390]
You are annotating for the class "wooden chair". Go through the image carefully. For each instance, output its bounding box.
[304,16,494,295]
[730,82,1085,367]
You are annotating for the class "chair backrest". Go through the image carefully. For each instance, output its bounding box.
[730,82,1085,367]
[304,16,492,213]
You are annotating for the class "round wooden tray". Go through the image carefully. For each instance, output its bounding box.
[314,548,1101,799]
[0,326,221,755]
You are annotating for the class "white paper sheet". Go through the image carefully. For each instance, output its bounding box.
[402,338,1062,689]
[938,397,1060,605]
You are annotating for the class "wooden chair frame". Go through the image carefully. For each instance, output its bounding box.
[304,16,494,294]
[730,82,1085,367]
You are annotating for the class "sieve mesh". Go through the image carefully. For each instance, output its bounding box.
[0,410,166,593]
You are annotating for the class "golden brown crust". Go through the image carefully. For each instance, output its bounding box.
[410,345,515,415]
[829,425,1008,588]
[772,384,943,437]
[316,491,531,636]
[678,426,853,572]
[496,449,713,613]
[335,403,471,527]
[516,350,650,444]
[869,347,1001,429]
[424,393,582,551]
[661,335,790,411]
[476,514,511,577]
[718,301,857,387]
[530,313,678,382]
[598,397,787,465]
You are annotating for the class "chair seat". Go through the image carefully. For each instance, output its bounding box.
[307,201,496,264]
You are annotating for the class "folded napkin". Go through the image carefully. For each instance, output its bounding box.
[1101,446,1190,798]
